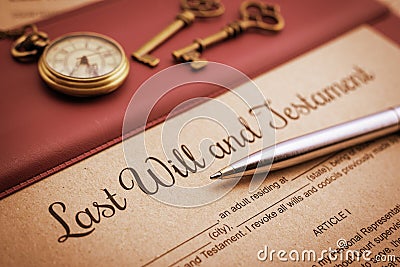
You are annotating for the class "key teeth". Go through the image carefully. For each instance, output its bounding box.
[132,53,160,67]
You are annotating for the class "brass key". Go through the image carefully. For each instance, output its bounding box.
[172,0,284,70]
[132,0,224,67]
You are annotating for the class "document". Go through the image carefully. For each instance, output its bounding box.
[0,0,98,29]
[0,26,399,266]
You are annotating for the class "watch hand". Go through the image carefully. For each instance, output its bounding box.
[80,55,89,65]
[69,59,81,76]
[80,56,100,77]
[70,56,89,76]
[87,63,99,77]
[76,50,114,59]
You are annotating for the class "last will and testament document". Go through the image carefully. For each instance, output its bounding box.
[0,26,400,266]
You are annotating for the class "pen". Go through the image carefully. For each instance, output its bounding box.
[210,106,400,180]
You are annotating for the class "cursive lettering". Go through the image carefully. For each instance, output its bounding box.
[250,66,374,129]
[49,189,126,242]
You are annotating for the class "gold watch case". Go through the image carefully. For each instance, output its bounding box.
[38,32,129,97]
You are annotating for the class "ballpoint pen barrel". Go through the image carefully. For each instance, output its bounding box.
[268,106,400,171]
[216,106,400,179]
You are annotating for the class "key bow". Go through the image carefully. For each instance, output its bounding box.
[11,25,50,62]
[240,1,284,31]
[181,0,225,17]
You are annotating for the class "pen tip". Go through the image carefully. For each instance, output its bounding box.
[210,171,222,180]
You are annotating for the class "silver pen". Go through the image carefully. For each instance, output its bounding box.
[210,106,400,180]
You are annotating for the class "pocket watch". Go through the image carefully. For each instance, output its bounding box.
[38,32,129,97]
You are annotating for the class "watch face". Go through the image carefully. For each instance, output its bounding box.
[44,33,123,79]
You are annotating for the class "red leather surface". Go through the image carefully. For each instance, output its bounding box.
[373,12,400,44]
[0,0,390,198]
